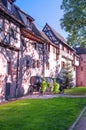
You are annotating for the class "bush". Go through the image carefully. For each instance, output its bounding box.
[41,78,48,92]
[53,79,60,93]
[49,83,54,92]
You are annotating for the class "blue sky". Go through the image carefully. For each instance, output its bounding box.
[15,0,68,39]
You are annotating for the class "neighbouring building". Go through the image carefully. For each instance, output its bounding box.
[0,0,79,100]
[75,47,86,86]
[42,23,79,86]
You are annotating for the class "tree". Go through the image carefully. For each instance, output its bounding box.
[58,61,74,89]
[60,0,86,47]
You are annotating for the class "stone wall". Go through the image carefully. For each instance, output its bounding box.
[0,46,18,99]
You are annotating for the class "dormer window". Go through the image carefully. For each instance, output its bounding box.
[27,18,32,29]
[7,1,12,11]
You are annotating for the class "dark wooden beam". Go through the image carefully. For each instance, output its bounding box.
[0,42,20,51]
[21,28,45,44]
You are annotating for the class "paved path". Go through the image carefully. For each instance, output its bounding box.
[69,107,86,130]
[73,115,86,130]
[18,94,86,99]
[72,106,86,130]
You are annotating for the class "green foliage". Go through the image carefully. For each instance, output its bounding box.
[41,78,48,92]
[65,87,86,95]
[0,98,86,130]
[59,60,74,88]
[53,79,60,93]
[47,82,54,92]
[60,0,86,47]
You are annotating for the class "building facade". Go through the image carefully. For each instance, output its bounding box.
[42,24,79,86]
[0,0,79,100]
[75,48,86,86]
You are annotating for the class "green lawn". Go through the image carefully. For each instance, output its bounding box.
[0,97,86,130]
[64,87,86,95]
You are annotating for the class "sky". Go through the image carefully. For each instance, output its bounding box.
[15,0,68,40]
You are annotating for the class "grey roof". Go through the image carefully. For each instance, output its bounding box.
[75,47,86,54]
[0,0,46,42]
[0,0,34,25]
[40,31,52,43]
[31,23,59,47]
[39,31,58,48]
[31,23,58,44]
[32,23,43,38]
[43,23,75,51]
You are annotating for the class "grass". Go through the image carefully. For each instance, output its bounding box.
[64,87,86,95]
[0,97,86,130]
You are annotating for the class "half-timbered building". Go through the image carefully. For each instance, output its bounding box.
[0,0,46,99]
[43,23,79,86]
[0,0,80,100]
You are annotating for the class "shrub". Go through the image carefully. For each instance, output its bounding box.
[53,79,60,93]
[41,78,48,92]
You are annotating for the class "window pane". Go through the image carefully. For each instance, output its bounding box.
[0,18,3,30]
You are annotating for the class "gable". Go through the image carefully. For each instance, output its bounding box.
[43,24,60,45]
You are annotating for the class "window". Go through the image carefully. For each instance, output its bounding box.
[38,43,43,48]
[27,18,32,29]
[7,61,11,75]
[56,54,59,60]
[70,51,73,55]
[37,60,40,68]
[80,81,83,86]
[62,61,65,68]
[67,48,69,53]
[46,43,50,52]
[76,56,79,61]
[22,38,26,47]
[4,33,10,44]
[5,21,9,32]
[26,60,30,68]
[56,48,59,54]
[33,60,36,68]
[53,47,56,53]
[10,28,15,38]
[46,62,50,70]
[74,67,76,71]
[81,67,83,71]
[32,43,37,50]
[7,1,12,11]
[32,60,40,68]
[0,18,3,30]
[62,45,64,50]
[81,58,83,61]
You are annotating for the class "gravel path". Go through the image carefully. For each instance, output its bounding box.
[19,94,86,99]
